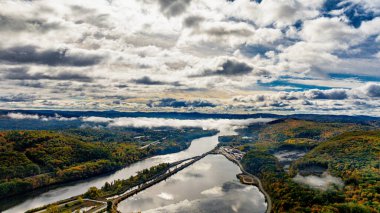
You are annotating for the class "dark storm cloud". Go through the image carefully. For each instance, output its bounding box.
[0,93,35,102]
[113,100,121,104]
[0,14,61,33]
[3,67,93,82]
[148,98,216,108]
[17,81,44,88]
[308,89,348,100]
[183,15,204,28]
[52,72,94,82]
[200,60,253,76]
[365,84,380,97]
[0,45,103,66]
[158,0,191,17]
[114,83,128,88]
[132,76,166,85]
[132,76,181,86]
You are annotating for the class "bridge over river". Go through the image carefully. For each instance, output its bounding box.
[27,147,271,213]
[109,151,213,211]
[27,150,216,213]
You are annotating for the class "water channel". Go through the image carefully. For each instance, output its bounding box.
[3,131,266,213]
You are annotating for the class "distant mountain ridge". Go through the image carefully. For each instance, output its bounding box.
[1,109,379,123]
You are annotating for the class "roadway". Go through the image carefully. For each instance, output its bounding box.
[109,152,211,211]
[28,148,272,213]
[219,148,272,213]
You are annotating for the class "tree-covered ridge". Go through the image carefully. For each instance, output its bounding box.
[239,119,380,212]
[223,119,373,151]
[1,131,143,178]
[257,119,371,146]
[0,128,217,199]
[291,131,380,211]
[242,150,371,213]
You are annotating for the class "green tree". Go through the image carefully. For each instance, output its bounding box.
[84,187,102,199]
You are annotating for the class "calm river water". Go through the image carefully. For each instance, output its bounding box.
[119,154,266,213]
[3,132,266,213]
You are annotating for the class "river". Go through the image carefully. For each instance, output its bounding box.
[118,154,266,213]
[3,132,266,213]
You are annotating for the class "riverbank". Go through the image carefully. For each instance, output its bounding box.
[117,154,267,213]
[0,128,218,202]
[218,147,272,213]
[17,132,221,213]
[26,154,212,213]
[6,131,268,213]
[26,147,270,213]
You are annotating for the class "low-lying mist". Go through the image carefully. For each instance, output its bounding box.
[83,116,274,135]
[293,172,344,190]
[4,112,274,135]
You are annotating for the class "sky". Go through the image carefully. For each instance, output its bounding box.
[0,0,379,115]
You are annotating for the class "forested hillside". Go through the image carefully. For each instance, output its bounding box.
[291,131,380,211]
[0,127,217,199]
[237,119,379,212]
[220,118,372,150]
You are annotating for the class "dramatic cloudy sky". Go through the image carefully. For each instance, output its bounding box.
[0,0,380,115]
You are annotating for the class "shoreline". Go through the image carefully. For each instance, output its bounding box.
[1,130,219,212]
[218,149,273,213]
[22,147,270,213]
[25,154,212,213]
[5,132,219,213]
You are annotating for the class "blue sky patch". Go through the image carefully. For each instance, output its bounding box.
[240,44,275,57]
[329,73,380,82]
[322,0,376,28]
[258,80,333,91]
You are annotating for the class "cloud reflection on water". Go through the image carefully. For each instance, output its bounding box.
[118,155,266,213]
